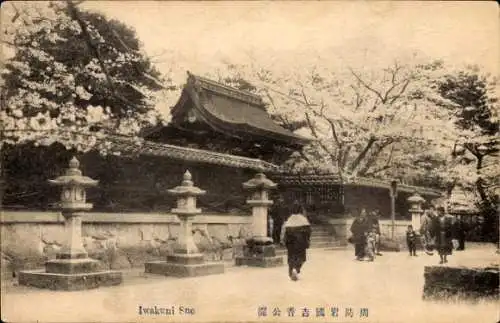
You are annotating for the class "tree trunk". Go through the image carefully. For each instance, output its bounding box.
[475,156,489,203]
[348,137,376,173]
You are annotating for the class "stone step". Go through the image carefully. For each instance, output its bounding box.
[311,232,331,237]
[310,239,335,244]
[312,241,342,248]
[311,227,331,233]
[311,236,333,241]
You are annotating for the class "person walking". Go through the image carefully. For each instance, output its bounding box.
[350,209,369,261]
[281,202,311,281]
[430,206,456,264]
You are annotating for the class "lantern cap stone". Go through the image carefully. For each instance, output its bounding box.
[408,191,425,203]
[48,157,98,187]
[167,170,206,196]
[243,173,277,190]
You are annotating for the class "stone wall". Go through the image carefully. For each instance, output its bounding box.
[0,211,252,279]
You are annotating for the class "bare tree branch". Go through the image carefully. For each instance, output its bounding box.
[348,136,377,173]
[389,78,412,104]
[364,144,395,177]
[350,85,364,109]
[265,91,302,131]
[301,88,312,107]
[304,112,319,139]
[10,3,21,23]
[340,146,351,169]
[357,138,395,176]
[349,67,385,103]
[326,118,342,148]
[304,112,336,163]
[298,149,311,163]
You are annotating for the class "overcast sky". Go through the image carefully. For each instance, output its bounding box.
[81,1,498,85]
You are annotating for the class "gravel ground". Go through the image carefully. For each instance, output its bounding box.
[1,243,498,323]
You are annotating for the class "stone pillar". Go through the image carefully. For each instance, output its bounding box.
[248,193,273,239]
[18,157,122,290]
[235,173,284,268]
[390,180,398,240]
[408,191,425,232]
[145,170,224,277]
[59,213,87,259]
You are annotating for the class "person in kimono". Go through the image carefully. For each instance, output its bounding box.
[367,210,383,256]
[281,202,312,281]
[455,215,467,251]
[364,226,378,261]
[350,209,369,260]
[420,206,436,255]
[430,206,456,264]
[270,195,288,244]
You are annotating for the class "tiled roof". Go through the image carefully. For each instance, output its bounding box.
[272,174,443,197]
[109,136,280,172]
[169,72,311,146]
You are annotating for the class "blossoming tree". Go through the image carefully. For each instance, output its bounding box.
[0,1,175,208]
[437,67,499,241]
[206,60,459,186]
[1,1,173,155]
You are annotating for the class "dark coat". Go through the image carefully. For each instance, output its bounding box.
[367,216,381,235]
[284,225,312,266]
[430,215,455,255]
[350,217,369,243]
[406,230,418,244]
[284,225,312,251]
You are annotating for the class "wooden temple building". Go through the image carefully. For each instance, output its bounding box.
[1,73,308,214]
[1,72,442,224]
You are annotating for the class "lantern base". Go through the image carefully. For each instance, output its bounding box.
[18,256,122,290]
[18,270,122,291]
[45,258,100,274]
[235,238,284,267]
[145,259,224,278]
[235,255,284,268]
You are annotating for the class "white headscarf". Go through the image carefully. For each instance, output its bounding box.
[283,213,310,228]
[280,213,310,243]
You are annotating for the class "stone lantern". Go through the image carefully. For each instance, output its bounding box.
[49,157,98,259]
[235,173,283,268]
[244,173,276,241]
[18,157,122,290]
[168,170,205,255]
[408,191,425,232]
[145,170,224,277]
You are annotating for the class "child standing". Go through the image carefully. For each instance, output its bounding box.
[364,227,378,261]
[406,225,418,256]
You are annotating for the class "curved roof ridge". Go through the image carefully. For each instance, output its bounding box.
[187,71,265,108]
[110,136,280,172]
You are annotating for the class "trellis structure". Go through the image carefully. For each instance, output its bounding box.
[272,174,443,222]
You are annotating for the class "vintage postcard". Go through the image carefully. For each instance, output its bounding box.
[1,1,498,323]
